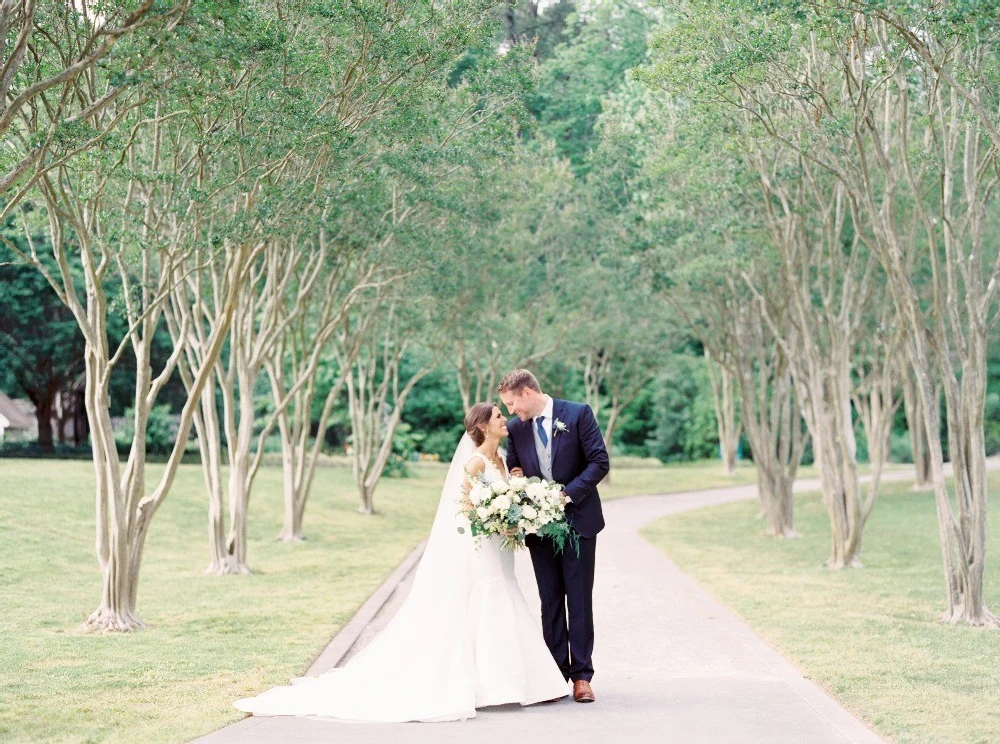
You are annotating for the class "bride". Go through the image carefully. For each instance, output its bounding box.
[233,402,568,722]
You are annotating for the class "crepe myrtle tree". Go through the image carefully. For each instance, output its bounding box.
[836,13,1000,625]
[0,0,188,221]
[9,175,245,631]
[264,235,392,542]
[345,298,436,515]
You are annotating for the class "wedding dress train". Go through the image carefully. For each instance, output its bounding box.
[233,436,567,722]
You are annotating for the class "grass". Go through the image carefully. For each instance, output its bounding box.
[641,476,1000,744]
[600,456,904,500]
[0,458,446,744]
[2,453,944,742]
[0,454,699,743]
[602,456,758,499]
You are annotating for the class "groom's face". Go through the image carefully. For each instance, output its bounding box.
[500,389,531,421]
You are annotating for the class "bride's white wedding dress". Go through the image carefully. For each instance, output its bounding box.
[233,435,567,722]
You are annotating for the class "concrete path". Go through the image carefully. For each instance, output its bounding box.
[193,469,930,744]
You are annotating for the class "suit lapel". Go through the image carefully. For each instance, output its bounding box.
[549,399,565,470]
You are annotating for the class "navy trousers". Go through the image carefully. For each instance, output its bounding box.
[527,535,597,682]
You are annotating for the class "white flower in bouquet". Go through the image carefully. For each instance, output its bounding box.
[525,482,548,502]
[469,483,491,505]
[460,472,578,557]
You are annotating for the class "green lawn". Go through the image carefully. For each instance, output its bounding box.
[0,459,446,743]
[601,456,758,499]
[5,454,958,743]
[0,454,704,743]
[642,477,1000,744]
[600,455,904,501]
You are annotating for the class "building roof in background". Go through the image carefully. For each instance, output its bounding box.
[0,392,34,430]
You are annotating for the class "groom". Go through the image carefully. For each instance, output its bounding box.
[498,369,609,704]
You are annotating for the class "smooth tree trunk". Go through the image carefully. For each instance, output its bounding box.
[742,365,805,538]
[732,311,806,539]
[582,349,609,426]
[270,365,346,541]
[851,358,900,553]
[901,371,932,488]
[165,247,263,575]
[902,318,996,626]
[744,117,891,569]
[604,404,621,458]
[841,19,997,624]
[724,279,807,538]
[456,348,496,415]
[265,248,381,541]
[705,349,741,475]
[345,304,431,515]
[799,352,870,568]
[224,371,255,574]
[189,384,231,574]
[348,363,429,514]
[171,243,312,571]
[33,217,236,631]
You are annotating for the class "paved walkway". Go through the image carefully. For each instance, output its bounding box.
[193,469,936,744]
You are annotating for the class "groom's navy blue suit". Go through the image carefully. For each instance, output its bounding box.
[506,398,609,683]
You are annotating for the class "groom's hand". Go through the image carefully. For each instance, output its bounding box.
[510,467,524,478]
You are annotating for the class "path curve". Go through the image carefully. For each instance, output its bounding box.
[192,469,935,744]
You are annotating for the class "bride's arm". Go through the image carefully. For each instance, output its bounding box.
[461,457,486,510]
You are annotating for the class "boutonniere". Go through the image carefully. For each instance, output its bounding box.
[553,418,568,436]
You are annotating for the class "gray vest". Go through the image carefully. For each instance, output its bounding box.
[532,418,553,481]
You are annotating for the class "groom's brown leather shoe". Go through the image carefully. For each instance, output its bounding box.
[572,680,595,703]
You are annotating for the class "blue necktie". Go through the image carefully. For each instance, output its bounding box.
[536,416,548,447]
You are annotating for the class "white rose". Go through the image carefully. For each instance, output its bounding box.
[525,482,547,502]
[522,505,538,520]
[508,475,528,490]
[475,506,491,522]
[470,483,491,505]
[491,480,510,494]
[493,494,512,512]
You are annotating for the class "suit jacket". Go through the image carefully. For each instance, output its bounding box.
[506,398,609,538]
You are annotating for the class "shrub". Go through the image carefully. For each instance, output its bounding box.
[419,426,465,460]
[114,404,178,456]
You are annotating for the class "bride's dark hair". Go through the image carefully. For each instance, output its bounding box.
[464,402,496,446]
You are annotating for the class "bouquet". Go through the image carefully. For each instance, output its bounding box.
[458,473,579,556]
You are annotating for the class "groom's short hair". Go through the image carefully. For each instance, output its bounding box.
[497,369,541,394]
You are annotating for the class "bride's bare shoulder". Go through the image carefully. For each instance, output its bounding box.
[465,454,486,475]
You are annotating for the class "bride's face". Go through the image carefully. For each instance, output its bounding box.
[485,405,509,439]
